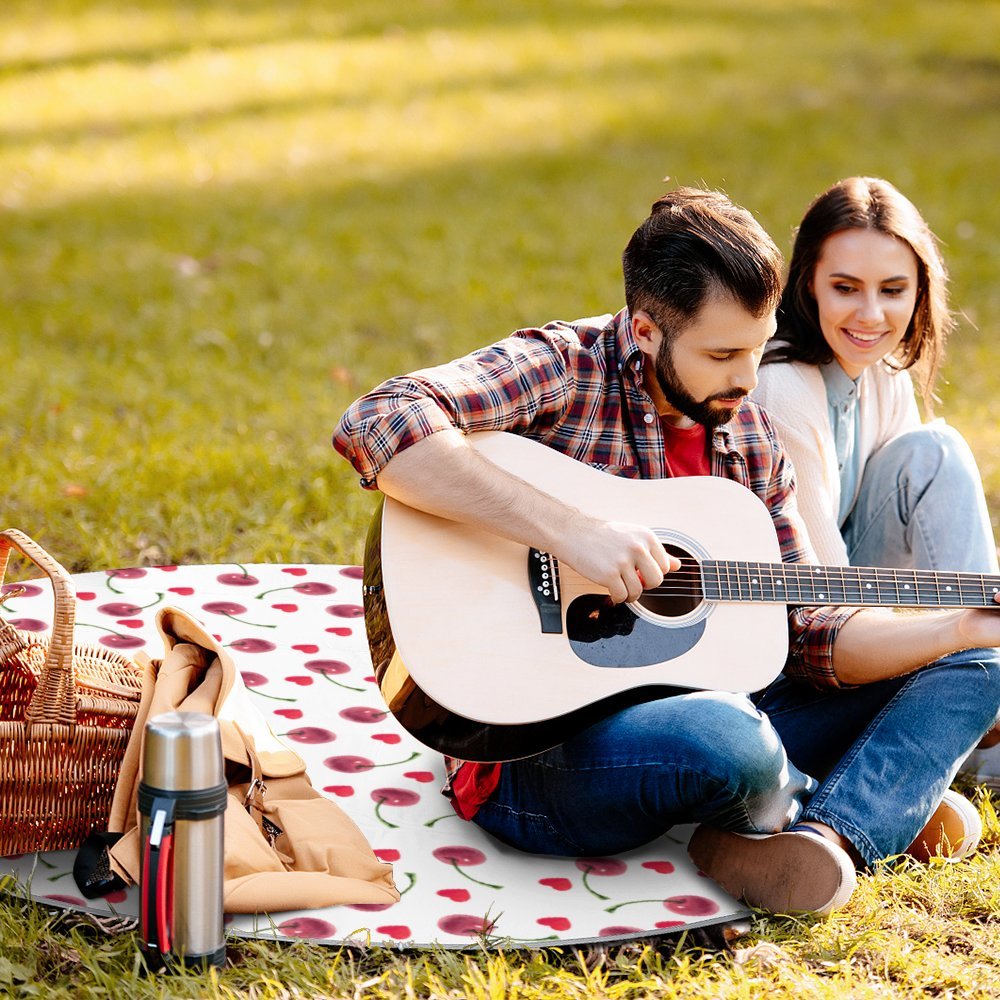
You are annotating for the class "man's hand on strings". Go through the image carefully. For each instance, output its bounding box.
[556,517,680,604]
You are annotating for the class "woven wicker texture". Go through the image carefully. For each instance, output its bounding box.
[0,529,143,855]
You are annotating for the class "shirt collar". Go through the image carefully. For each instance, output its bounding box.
[820,359,860,406]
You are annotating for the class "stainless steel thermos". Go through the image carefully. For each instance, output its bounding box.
[139,711,227,970]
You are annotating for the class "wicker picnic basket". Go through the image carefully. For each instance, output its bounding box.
[0,528,145,856]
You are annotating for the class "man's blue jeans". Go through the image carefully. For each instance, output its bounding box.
[473,649,1000,869]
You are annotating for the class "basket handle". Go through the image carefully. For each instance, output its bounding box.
[0,528,78,728]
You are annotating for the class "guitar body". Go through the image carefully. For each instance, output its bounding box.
[363,432,790,761]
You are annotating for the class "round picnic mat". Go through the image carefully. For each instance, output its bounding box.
[0,563,747,949]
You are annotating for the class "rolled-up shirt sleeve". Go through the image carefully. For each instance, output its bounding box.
[333,331,573,488]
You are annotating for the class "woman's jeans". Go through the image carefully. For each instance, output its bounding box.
[474,426,1000,867]
[842,423,998,574]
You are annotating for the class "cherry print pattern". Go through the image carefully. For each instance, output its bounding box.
[0,563,743,948]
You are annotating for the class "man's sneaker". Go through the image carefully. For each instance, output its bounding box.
[687,826,857,915]
[906,789,982,862]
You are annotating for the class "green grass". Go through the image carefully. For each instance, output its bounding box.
[3,0,1000,995]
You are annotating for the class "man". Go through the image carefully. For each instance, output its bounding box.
[333,188,1000,915]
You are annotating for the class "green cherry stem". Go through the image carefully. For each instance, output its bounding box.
[245,687,297,703]
[604,898,662,913]
[397,872,416,897]
[373,752,421,768]
[580,868,610,901]
[319,675,366,693]
[254,586,292,600]
[450,860,503,890]
[424,813,460,828]
[373,798,399,829]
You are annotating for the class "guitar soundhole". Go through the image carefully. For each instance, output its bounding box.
[636,543,703,618]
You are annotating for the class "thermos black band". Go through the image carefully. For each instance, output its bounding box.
[138,781,229,820]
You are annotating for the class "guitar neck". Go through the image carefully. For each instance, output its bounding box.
[702,561,1000,609]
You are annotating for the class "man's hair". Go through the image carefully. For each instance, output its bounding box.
[765,176,952,406]
[622,187,784,341]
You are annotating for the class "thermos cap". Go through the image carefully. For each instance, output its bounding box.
[142,711,225,791]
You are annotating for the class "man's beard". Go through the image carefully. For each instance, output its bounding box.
[654,339,748,429]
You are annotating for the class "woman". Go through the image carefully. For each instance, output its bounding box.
[753,176,1000,837]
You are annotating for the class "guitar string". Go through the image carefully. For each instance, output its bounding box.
[556,565,1000,605]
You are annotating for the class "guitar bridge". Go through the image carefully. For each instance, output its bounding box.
[528,549,563,633]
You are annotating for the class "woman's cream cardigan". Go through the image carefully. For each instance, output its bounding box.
[752,358,921,566]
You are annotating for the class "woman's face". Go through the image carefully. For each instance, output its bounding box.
[811,228,919,379]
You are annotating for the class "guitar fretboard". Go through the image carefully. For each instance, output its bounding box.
[701,561,1000,609]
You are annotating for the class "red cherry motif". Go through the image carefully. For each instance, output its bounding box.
[323,786,354,797]
[339,706,388,724]
[284,727,337,744]
[372,733,401,744]
[371,787,420,827]
[277,917,335,939]
[303,659,365,692]
[285,676,314,686]
[403,771,435,783]
[168,587,195,596]
[432,846,502,889]
[292,644,320,654]
[539,877,573,892]
[600,925,644,936]
[376,925,411,940]
[282,567,308,576]
[104,568,147,594]
[305,659,350,675]
[293,582,337,596]
[217,568,260,587]
[97,597,160,616]
[9,618,47,632]
[76,592,96,601]
[655,920,685,929]
[155,565,178,572]
[326,603,364,618]
[575,857,627,900]
[663,895,719,917]
[346,902,394,912]
[326,627,353,637]
[537,917,571,931]
[437,914,497,938]
[339,566,364,579]
[273,708,303,719]
[324,755,375,773]
[437,888,471,902]
[642,860,676,874]
[202,601,275,629]
[374,849,400,862]
[1,583,43,598]
[272,604,298,613]
[229,638,277,653]
[117,619,144,629]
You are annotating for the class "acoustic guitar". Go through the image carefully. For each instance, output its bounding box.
[361,431,1000,762]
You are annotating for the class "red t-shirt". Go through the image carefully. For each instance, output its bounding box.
[447,421,710,819]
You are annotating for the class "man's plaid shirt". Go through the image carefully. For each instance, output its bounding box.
[334,309,859,803]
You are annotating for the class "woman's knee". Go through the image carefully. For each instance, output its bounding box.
[875,422,979,487]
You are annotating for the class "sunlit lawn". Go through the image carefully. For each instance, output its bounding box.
[3,1,1000,996]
